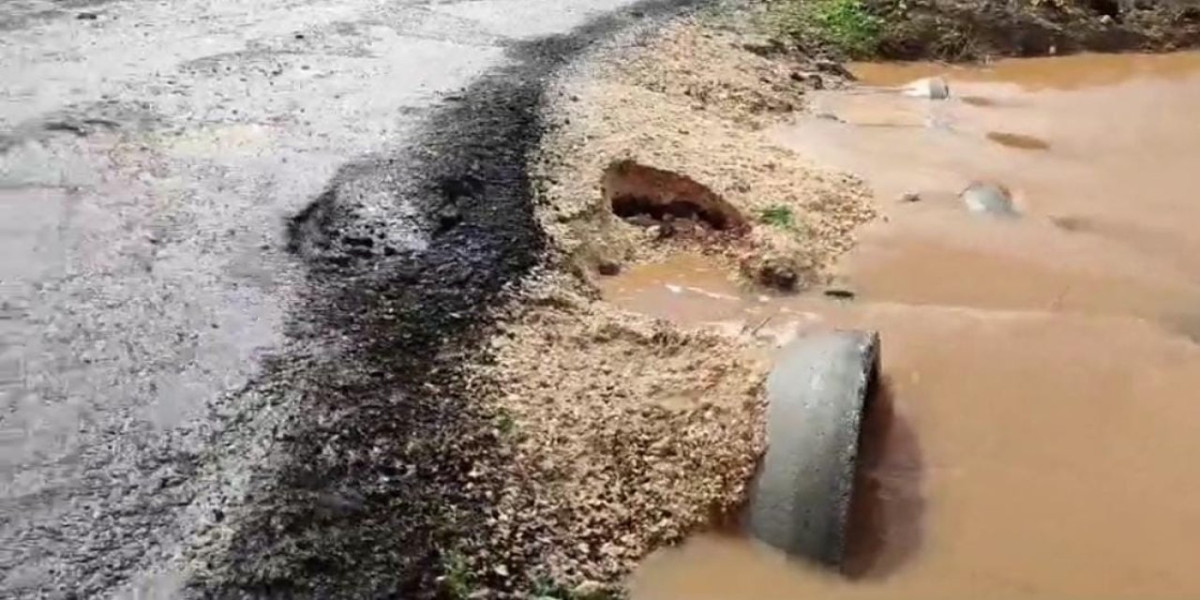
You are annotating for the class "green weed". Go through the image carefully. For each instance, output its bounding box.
[768,0,882,58]
[441,551,474,600]
[496,408,516,436]
[531,576,571,599]
[757,205,796,229]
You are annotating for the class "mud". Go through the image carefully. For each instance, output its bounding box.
[604,160,750,234]
[616,50,1200,598]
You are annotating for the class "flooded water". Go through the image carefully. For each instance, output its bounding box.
[610,52,1200,598]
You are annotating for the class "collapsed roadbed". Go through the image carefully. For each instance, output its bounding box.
[196,0,1200,596]
[182,2,762,598]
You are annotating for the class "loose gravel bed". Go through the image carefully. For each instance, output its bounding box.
[432,14,877,597]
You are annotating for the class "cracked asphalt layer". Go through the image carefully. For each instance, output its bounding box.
[1,0,701,597]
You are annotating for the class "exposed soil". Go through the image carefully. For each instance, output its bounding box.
[868,0,1200,61]
[534,20,874,292]
[604,160,750,234]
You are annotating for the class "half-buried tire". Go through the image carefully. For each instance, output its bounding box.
[746,330,881,569]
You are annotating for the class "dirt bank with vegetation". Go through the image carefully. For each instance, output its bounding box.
[762,0,1200,61]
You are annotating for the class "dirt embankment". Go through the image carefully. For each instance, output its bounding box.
[764,0,1200,61]
[536,23,873,290]
[871,0,1200,60]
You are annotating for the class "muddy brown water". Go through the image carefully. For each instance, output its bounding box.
[608,53,1200,598]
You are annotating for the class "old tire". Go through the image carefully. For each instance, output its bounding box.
[745,330,881,568]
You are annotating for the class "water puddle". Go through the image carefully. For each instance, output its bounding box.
[615,52,1200,597]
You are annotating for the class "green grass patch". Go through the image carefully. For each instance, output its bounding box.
[757,205,797,229]
[441,551,474,600]
[767,0,883,58]
[496,408,516,436]
[531,576,573,599]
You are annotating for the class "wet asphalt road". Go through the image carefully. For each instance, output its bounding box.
[0,0,692,597]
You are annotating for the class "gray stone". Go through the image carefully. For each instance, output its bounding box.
[596,259,621,276]
[746,330,880,568]
[814,59,856,81]
[790,70,825,89]
[902,76,950,100]
[961,181,1019,217]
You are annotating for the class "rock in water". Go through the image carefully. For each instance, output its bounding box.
[596,259,621,276]
[902,76,950,100]
[960,181,1018,217]
[746,330,880,568]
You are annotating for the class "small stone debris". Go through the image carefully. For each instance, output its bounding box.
[748,257,800,292]
[341,235,374,248]
[42,121,88,136]
[572,580,605,598]
[596,260,621,276]
[790,71,824,89]
[740,37,781,57]
[437,206,463,231]
[814,59,856,81]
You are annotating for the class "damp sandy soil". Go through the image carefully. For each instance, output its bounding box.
[534,20,874,289]
[610,52,1200,597]
[456,272,767,594]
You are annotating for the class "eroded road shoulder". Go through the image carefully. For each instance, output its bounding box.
[1,0,702,597]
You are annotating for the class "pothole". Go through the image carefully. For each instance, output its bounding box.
[602,160,749,237]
